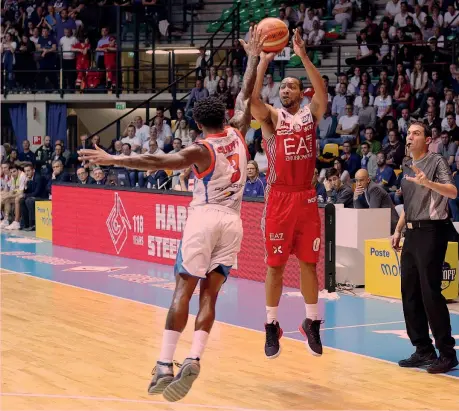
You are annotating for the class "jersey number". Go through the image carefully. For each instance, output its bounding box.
[226,153,241,183]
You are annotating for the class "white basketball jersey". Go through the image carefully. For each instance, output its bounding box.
[190,126,249,213]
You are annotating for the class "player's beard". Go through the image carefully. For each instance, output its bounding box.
[281,97,294,108]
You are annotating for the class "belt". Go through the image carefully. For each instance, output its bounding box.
[405,220,450,229]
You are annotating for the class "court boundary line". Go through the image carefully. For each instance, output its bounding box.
[2,268,459,381]
[283,320,406,333]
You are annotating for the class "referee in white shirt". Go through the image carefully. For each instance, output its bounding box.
[392,121,458,374]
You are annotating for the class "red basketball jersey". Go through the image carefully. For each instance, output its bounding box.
[264,106,317,190]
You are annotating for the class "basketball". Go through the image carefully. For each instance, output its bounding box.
[257,17,289,54]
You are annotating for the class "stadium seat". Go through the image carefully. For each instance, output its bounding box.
[224,21,234,32]
[239,8,250,20]
[207,21,220,33]
[233,0,246,6]
[286,55,302,68]
[323,143,339,158]
[264,0,278,7]
[240,20,250,32]
[267,7,278,17]
[248,0,262,8]
[252,7,265,21]
[220,8,232,21]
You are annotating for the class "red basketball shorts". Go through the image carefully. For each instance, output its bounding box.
[262,187,321,267]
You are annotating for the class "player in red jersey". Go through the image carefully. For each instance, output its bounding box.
[250,29,327,359]
[72,36,91,90]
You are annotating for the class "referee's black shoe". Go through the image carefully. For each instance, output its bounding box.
[426,356,459,374]
[398,350,437,368]
[264,321,283,359]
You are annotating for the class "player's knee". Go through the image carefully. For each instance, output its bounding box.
[267,264,285,278]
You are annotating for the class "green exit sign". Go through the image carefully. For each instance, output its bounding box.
[128,52,134,58]
[115,102,126,110]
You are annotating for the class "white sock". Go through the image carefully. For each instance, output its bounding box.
[188,330,209,360]
[266,306,278,324]
[305,303,318,321]
[158,330,181,364]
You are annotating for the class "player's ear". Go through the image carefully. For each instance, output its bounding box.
[195,122,203,131]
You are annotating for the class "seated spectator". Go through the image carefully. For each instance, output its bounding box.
[399,108,415,139]
[447,113,459,143]
[174,120,193,147]
[47,159,71,197]
[319,158,351,185]
[332,83,347,119]
[0,164,26,230]
[204,67,220,97]
[20,162,46,231]
[313,167,327,203]
[91,167,106,185]
[425,105,442,131]
[428,126,441,154]
[437,131,456,166]
[254,138,268,175]
[448,172,459,221]
[261,74,280,105]
[76,166,95,185]
[360,141,378,179]
[354,85,375,110]
[121,143,144,187]
[152,108,172,127]
[172,108,185,133]
[385,0,401,22]
[331,0,353,36]
[393,74,411,115]
[318,103,337,147]
[383,130,405,168]
[340,141,360,178]
[324,167,354,207]
[374,84,393,126]
[374,152,397,188]
[35,135,53,175]
[244,160,265,198]
[146,169,169,189]
[18,140,36,166]
[185,79,209,119]
[307,20,325,56]
[225,67,240,97]
[1,162,10,193]
[410,60,428,115]
[121,124,142,153]
[302,7,319,36]
[51,144,67,167]
[216,78,235,114]
[353,169,399,233]
[332,104,359,145]
[7,149,19,167]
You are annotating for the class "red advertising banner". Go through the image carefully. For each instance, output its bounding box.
[53,185,325,289]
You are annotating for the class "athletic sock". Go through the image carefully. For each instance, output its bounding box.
[158,330,181,364]
[305,303,318,321]
[188,330,209,360]
[266,306,278,324]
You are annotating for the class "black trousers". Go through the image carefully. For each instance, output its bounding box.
[401,220,456,358]
[20,197,37,228]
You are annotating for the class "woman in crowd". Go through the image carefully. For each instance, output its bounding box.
[174,119,192,147]
[204,66,219,96]
[253,138,268,175]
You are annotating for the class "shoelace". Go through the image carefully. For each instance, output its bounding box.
[151,360,182,375]
[307,320,324,344]
[265,323,279,347]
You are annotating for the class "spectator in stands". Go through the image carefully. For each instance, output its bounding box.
[185,78,209,118]
[313,167,327,203]
[196,46,210,79]
[72,35,91,90]
[35,135,53,175]
[333,104,359,145]
[383,130,405,168]
[244,160,265,198]
[357,93,376,132]
[393,74,411,115]
[394,2,411,28]
[324,167,354,207]
[302,8,319,36]
[374,84,393,128]
[20,162,46,231]
[444,4,459,29]
[340,141,360,178]
[307,20,325,57]
[151,108,171,127]
[331,0,353,36]
[261,73,280,105]
[174,120,192,147]
[332,83,347,119]
[18,140,36,166]
[132,115,151,143]
[91,167,106,185]
[1,32,17,90]
[254,138,268,174]
[121,143,144,187]
[96,27,110,69]
[345,30,378,70]
[51,144,67,167]
[319,158,351,185]
[96,36,117,90]
[204,66,220,96]
[154,116,173,152]
[318,103,337,147]
[172,108,185,133]
[47,159,70,197]
[36,27,58,90]
[230,40,245,72]
[447,113,459,143]
[15,34,36,92]
[424,105,442,131]
[374,152,396,188]
[216,78,235,113]
[0,163,10,195]
[7,149,19,167]
[76,166,95,185]
[428,126,442,154]
[56,8,77,41]
[225,66,240,97]
[353,169,399,233]
[410,60,428,115]
[121,124,142,153]
[354,85,374,109]
[110,140,123,156]
[385,0,401,21]
[60,28,78,91]
[437,131,456,166]
[1,163,26,230]
[142,127,158,153]
[360,141,378,179]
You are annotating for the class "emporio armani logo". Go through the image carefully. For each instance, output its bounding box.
[106,193,132,254]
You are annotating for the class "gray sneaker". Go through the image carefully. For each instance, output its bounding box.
[147,361,174,395]
[163,358,200,402]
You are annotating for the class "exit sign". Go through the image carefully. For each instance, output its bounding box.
[115,102,126,110]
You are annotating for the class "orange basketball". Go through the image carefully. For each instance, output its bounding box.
[258,18,289,54]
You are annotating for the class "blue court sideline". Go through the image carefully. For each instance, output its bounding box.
[1,232,458,378]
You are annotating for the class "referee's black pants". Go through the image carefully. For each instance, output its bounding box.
[401,220,456,359]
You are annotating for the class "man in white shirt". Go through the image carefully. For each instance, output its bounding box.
[444,5,459,28]
[225,67,240,97]
[354,84,374,109]
[133,115,151,144]
[121,124,142,153]
[385,0,401,20]
[59,28,78,90]
[302,8,319,35]
[307,20,325,47]
[332,0,352,35]
[1,164,26,230]
[336,104,359,144]
[394,2,412,28]
[154,116,173,151]
[412,4,426,29]
[261,73,280,105]
[374,84,392,120]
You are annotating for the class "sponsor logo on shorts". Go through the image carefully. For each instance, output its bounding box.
[273,245,283,254]
[313,238,320,252]
[269,232,284,241]
[308,196,317,204]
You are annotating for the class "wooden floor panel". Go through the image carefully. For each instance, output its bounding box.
[1,273,458,410]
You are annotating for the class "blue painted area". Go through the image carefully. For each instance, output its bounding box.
[1,232,458,377]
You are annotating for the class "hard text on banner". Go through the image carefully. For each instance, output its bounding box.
[365,238,458,300]
[35,200,53,241]
[52,185,328,289]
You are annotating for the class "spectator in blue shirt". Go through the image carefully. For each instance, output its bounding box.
[244,160,265,197]
[340,141,360,178]
[20,162,47,231]
[37,27,58,90]
[55,9,77,42]
[185,79,209,119]
[374,151,396,188]
[18,140,36,166]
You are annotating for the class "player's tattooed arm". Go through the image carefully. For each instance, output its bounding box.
[78,144,211,172]
[229,26,267,136]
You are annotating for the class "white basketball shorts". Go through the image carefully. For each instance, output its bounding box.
[174,206,243,279]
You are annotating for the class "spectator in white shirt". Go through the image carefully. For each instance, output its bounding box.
[59,28,78,90]
[154,116,173,151]
[336,104,359,144]
[385,0,401,21]
[0,164,26,230]
[121,125,142,153]
[225,67,240,97]
[444,5,459,28]
[204,66,220,96]
[302,8,319,35]
[307,20,325,48]
[261,73,280,105]
[394,2,412,28]
[354,84,375,109]
[332,0,352,35]
[133,115,151,144]
[174,119,193,147]
[413,4,426,28]
[374,84,393,120]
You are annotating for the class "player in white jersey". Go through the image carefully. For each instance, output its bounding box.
[78,26,266,403]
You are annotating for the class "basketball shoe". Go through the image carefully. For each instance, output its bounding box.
[147,361,174,395]
[264,321,283,359]
[163,358,200,402]
[299,318,323,356]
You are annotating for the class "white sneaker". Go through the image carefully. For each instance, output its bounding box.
[0,220,10,229]
[5,221,20,230]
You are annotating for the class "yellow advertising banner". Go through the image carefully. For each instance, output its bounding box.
[365,238,458,300]
[35,201,52,241]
